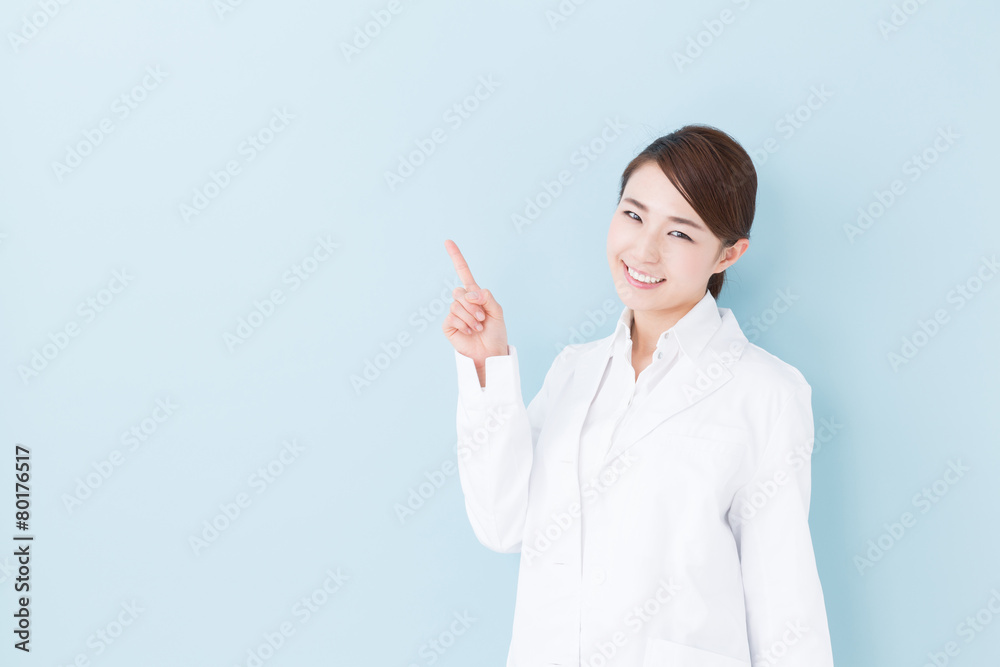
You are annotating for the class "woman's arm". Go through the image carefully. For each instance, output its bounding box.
[726,382,836,666]
[454,344,569,553]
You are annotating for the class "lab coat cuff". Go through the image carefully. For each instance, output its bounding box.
[454,345,523,410]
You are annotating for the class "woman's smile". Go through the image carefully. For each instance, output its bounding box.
[622,260,665,288]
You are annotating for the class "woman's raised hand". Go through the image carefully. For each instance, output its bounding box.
[442,239,509,367]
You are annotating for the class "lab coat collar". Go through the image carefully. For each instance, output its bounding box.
[609,289,721,363]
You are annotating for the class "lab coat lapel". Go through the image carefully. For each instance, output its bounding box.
[551,338,618,472]
[600,309,749,465]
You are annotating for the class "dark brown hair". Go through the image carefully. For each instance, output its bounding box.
[617,124,756,299]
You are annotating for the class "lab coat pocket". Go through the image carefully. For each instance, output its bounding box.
[658,422,752,451]
[654,422,750,462]
[632,426,748,505]
[642,637,750,666]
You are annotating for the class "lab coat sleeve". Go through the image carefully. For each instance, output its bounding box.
[727,381,835,667]
[454,344,563,554]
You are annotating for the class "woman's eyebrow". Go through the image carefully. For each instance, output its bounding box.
[622,197,704,230]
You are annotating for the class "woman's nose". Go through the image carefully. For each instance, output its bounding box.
[633,230,661,262]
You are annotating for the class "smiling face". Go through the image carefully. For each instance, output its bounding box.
[606,161,748,332]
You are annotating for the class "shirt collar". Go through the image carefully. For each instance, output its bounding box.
[610,290,722,362]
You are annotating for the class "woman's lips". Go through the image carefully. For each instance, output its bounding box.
[622,261,665,289]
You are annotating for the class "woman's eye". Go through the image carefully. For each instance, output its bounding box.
[625,210,690,240]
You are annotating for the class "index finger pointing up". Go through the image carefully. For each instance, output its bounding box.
[444,239,478,290]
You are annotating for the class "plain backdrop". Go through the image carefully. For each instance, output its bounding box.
[1,0,998,665]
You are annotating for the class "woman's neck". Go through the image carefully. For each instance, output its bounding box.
[631,308,683,357]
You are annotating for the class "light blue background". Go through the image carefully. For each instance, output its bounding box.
[2,0,998,665]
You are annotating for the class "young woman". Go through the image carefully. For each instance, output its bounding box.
[442,125,834,667]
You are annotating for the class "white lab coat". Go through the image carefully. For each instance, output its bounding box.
[453,293,835,667]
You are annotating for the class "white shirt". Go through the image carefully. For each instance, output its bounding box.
[577,307,680,487]
[578,292,720,543]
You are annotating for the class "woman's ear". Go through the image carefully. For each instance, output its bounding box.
[716,238,750,272]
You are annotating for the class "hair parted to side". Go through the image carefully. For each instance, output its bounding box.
[618,124,757,300]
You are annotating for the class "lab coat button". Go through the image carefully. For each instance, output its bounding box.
[593,567,606,584]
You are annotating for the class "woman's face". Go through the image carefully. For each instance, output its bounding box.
[606,161,747,317]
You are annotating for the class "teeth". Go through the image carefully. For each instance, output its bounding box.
[626,264,664,284]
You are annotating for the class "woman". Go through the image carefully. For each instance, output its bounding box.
[442,125,835,667]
